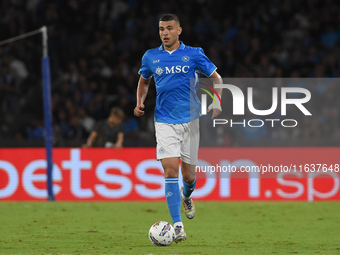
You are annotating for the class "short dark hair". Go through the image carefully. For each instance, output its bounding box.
[159,14,180,26]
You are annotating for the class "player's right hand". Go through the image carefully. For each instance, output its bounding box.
[134,104,145,117]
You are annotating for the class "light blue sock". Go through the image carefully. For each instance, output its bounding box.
[165,177,181,224]
[183,177,196,198]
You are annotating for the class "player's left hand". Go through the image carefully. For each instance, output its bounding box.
[207,102,222,119]
[208,108,222,119]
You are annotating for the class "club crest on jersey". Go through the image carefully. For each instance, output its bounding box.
[182,56,190,62]
[155,67,164,76]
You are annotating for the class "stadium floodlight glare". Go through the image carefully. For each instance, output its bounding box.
[0,26,55,201]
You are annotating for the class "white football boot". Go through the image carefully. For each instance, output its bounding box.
[174,222,186,243]
[180,186,195,219]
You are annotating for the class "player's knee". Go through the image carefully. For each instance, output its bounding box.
[164,167,178,178]
[181,165,195,183]
[161,158,179,177]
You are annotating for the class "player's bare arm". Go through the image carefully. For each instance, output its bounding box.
[134,76,150,117]
[208,70,223,119]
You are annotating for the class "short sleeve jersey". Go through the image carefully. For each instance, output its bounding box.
[138,41,216,124]
[93,120,124,146]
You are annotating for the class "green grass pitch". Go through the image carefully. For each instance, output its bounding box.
[0,201,340,254]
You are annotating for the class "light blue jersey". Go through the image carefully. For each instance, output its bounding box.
[138,41,216,124]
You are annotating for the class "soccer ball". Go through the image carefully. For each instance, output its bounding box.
[148,221,175,246]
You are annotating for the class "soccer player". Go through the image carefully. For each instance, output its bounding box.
[134,14,222,243]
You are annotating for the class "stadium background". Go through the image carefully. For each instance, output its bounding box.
[1,1,340,254]
[0,0,339,202]
[1,0,340,148]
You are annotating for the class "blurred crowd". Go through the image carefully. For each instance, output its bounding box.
[0,0,340,147]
